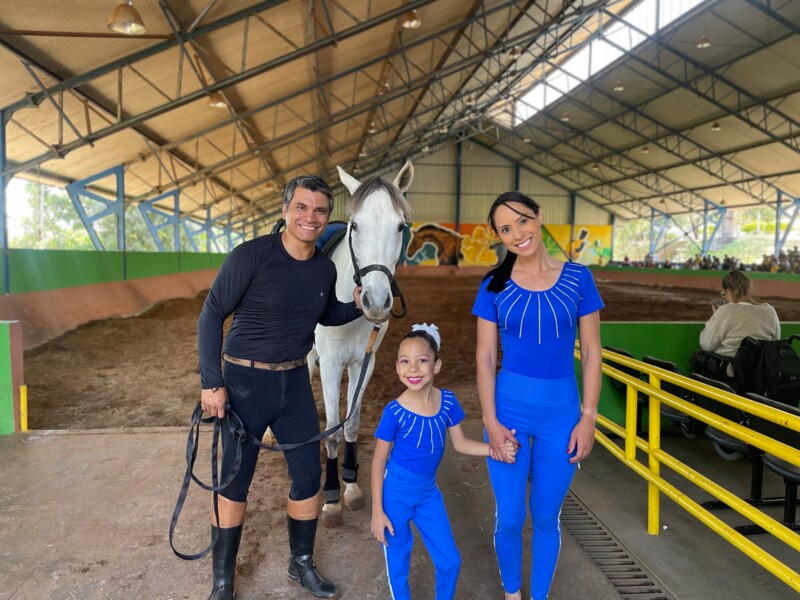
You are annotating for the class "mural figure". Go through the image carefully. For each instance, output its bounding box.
[406,224,463,266]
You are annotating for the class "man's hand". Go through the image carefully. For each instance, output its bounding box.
[201,387,228,419]
[353,285,363,309]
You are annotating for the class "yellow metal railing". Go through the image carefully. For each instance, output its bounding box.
[578,346,800,593]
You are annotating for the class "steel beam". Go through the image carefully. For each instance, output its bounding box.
[600,6,800,156]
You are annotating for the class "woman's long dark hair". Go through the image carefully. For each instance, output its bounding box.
[484,192,541,293]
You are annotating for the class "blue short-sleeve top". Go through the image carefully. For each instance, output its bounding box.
[374,389,465,475]
[471,262,604,379]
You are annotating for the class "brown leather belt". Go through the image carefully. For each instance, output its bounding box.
[223,353,307,371]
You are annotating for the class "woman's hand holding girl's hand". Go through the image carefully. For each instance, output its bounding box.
[371,511,394,546]
[486,421,518,462]
[501,432,518,463]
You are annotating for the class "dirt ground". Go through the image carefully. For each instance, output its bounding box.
[24,275,800,431]
[14,274,800,600]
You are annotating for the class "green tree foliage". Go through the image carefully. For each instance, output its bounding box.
[9,182,164,251]
[614,204,800,264]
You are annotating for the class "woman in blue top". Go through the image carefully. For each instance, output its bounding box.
[371,323,517,600]
[472,192,603,600]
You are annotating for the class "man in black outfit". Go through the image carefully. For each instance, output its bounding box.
[197,174,362,600]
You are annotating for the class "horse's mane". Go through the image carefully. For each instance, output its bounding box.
[345,177,412,222]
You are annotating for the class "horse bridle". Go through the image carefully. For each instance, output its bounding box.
[347,223,408,319]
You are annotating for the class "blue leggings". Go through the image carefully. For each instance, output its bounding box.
[381,461,461,599]
[486,369,580,600]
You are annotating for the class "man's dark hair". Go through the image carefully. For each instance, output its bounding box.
[282,175,334,211]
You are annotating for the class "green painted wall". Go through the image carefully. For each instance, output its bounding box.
[6,249,228,294]
[0,324,12,435]
[589,321,800,427]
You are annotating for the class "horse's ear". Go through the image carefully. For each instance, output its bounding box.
[393,160,414,193]
[337,165,361,195]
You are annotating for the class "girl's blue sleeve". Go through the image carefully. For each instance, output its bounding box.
[375,403,398,442]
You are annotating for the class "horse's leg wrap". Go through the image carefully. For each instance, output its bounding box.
[323,457,340,504]
[342,441,358,484]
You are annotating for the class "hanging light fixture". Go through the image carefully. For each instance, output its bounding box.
[422,145,430,153]
[560,113,570,122]
[523,137,531,143]
[108,0,147,35]
[696,35,711,49]
[506,45,523,60]
[592,163,600,171]
[642,145,651,154]
[613,81,625,92]
[710,121,722,132]
[401,9,421,30]
[465,93,477,105]
[358,149,368,158]
[439,125,449,133]
[367,122,377,134]
[207,91,227,109]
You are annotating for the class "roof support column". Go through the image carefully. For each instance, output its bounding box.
[456,141,463,234]
[0,110,8,294]
[569,192,577,261]
[701,200,726,256]
[775,191,800,257]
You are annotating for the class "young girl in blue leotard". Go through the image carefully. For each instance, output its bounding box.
[473,192,603,600]
[371,323,517,600]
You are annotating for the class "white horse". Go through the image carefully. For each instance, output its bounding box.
[309,161,413,528]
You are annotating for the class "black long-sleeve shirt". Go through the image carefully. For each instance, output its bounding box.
[198,234,362,388]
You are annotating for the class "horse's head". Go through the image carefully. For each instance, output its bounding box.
[337,161,413,322]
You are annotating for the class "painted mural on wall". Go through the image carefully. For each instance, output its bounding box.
[404,222,612,267]
[545,225,612,265]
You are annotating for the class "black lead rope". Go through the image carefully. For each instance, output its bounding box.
[169,324,382,560]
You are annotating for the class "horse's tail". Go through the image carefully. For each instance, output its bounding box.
[307,345,320,381]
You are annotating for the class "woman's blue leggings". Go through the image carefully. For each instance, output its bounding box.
[486,369,581,600]
[381,461,461,599]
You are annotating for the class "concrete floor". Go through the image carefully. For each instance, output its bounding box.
[0,422,796,599]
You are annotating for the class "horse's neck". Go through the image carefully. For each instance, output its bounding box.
[330,241,356,302]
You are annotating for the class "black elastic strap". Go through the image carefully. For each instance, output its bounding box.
[169,329,378,560]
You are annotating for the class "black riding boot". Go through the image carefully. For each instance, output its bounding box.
[287,517,340,599]
[208,524,242,600]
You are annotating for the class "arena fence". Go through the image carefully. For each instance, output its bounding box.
[585,347,800,593]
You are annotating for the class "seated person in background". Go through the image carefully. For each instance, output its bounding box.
[699,270,781,359]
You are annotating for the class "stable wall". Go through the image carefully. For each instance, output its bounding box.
[593,266,800,299]
[3,249,226,294]
[0,268,219,350]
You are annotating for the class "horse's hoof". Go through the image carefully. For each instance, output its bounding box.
[343,494,365,511]
[320,504,343,528]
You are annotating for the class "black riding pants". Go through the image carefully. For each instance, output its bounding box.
[220,360,321,503]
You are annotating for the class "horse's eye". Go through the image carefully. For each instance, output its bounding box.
[397,223,405,233]
[351,222,358,232]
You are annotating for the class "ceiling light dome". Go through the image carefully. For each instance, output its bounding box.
[401,9,421,30]
[207,91,227,109]
[696,35,711,49]
[108,0,146,35]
